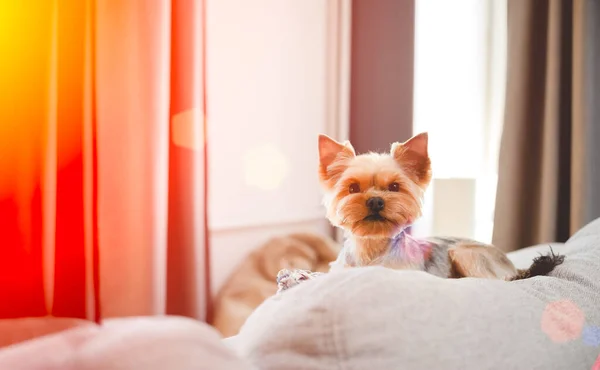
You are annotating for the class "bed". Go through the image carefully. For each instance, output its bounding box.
[1,218,599,369]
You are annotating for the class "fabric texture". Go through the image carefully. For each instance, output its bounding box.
[230,217,600,369]
[493,0,600,252]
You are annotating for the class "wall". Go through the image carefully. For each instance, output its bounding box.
[349,0,415,153]
[206,0,350,294]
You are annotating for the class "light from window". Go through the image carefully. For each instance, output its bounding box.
[412,0,507,242]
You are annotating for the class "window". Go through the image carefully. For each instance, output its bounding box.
[411,0,507,242]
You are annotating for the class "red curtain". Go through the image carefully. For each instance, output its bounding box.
[0,0,210,322]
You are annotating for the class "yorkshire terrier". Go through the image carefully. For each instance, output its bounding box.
[276,132,563,292]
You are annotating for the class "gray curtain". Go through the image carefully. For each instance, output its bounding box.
[493,0,600,252]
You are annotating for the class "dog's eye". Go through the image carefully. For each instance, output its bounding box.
[349,183,360,194]
[388,182,400,192]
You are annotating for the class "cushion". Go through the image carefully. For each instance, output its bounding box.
[0,317,94,348]
[230,218,600,369]
[0,316,254,370]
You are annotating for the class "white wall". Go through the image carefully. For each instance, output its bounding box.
[206,0,350,294]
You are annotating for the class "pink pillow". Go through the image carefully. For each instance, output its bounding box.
[0,317,94,348]
[0,316,253,370]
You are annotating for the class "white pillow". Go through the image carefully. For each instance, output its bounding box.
[231,219,600,369]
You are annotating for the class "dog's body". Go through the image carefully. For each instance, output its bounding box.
[276,132,564,292]
[331,234,519,279]
[318,132,533,279]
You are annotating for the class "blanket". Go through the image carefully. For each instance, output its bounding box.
[210,233,339,337]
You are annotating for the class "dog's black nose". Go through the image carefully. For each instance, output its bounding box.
[366,197,384,212]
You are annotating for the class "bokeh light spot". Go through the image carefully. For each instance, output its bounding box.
[171,108,204,150]
[592,353,600,370]
[582,326,600,347]
[243,144,289,190]
[541,299,585,343]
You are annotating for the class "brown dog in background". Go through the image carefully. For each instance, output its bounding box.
[211,233,339,337]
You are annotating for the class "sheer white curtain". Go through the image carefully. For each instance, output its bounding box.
[412,0,507,242]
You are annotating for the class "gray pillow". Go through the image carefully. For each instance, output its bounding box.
[230,218,600,369]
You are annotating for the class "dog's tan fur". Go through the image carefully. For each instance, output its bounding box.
[319,132,518,279]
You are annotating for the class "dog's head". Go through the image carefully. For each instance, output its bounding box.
[318,133,432,238]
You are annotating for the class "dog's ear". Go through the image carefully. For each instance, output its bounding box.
[390,132,431,187]
[318,134,355,188]
[448,243,517,279]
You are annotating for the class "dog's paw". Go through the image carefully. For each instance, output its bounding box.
[276,269,323,293]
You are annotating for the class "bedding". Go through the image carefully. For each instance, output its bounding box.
[0,317,254,370]
[1,219,599,369]
[228,218,600,369]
